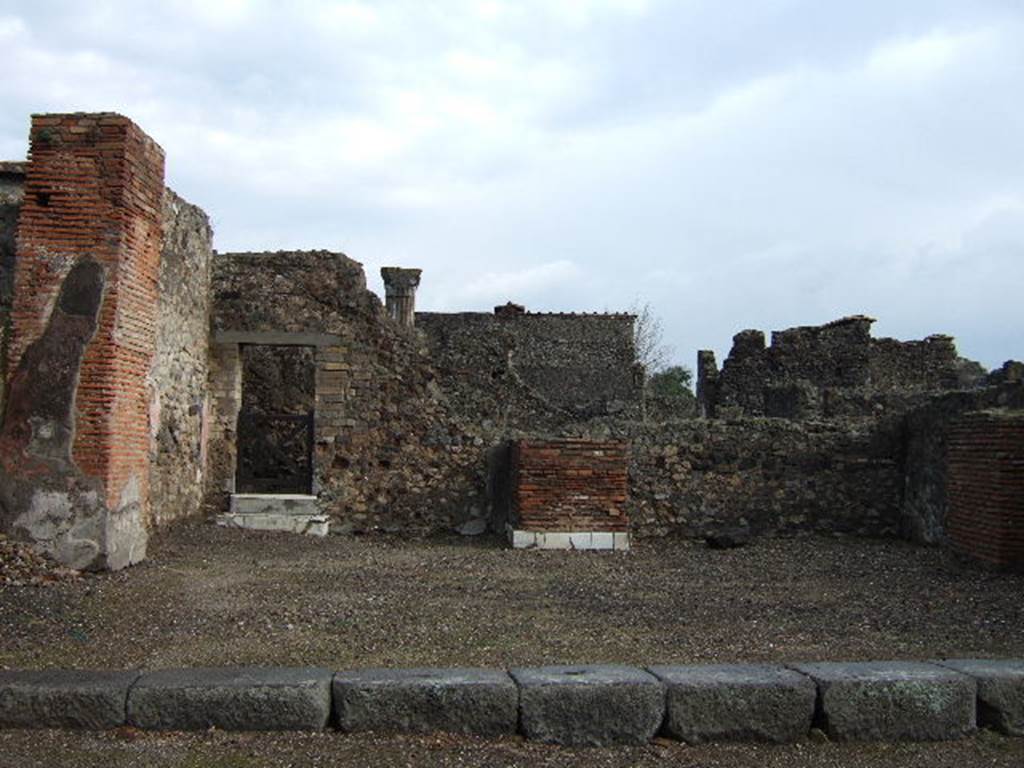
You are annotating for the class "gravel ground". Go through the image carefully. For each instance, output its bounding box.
[2,520,1023,766]
[0,728,1022,768]
[1,519,1022,671]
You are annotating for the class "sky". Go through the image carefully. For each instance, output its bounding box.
[1,0,1022,370]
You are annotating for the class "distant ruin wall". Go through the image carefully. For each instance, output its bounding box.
[147,189,213,527]
[560,418,903,539]
[416,310,642,428]
[699,316,978,419]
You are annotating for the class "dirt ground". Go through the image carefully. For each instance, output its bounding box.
[1,520,1022,670]
[0,727,1023,768]
[1,521,1023,766]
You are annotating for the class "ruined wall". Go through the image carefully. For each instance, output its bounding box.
[147,189,213,527]
[416,310,642,429]
[209,251,485,532]
[945,411,1024,571]
[900,383,1024,544]
[560,417,904,539]
[699,316,977,419]
[0,114,166,570]
[0,162,25,417]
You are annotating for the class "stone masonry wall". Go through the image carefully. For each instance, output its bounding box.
[945,411,1024,571]
[147,189,213,528]
[416,310,642,429]
[0,162,25,417]
[209,251,484,532]
[699,316,977,420]
[560,417,904,539]
[0,113,165,570]
[508,439,629,533]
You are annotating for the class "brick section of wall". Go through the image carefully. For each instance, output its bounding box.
[946,411,1024,571]
[10,113,165,509]
[511,439,629,532]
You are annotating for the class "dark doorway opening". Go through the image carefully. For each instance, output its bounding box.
[236,344,315,494]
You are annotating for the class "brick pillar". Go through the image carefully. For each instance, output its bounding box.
[380,267,421,328]
[946,411,1024,571]
[8,113,165,563]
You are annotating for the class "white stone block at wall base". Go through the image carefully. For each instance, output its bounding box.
[508,529,629,551]
[220,494,328,537]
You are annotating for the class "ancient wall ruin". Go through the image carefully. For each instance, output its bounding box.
[0,114,212,569]
[945,411,1024,571]
[417,308,642,429]
[0,113,165,569]
[558,417,904,539]
[901,384,1024,546]
[147,189,214,527]
[208,250,485,532]
[698,315,984,419]
[1,110,1020,570]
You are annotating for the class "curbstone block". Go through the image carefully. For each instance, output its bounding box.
[0,669,139,729]
[936,659,1024,736]
[648,663,815,744]
[127,667,331,731]
[510,665,664,746]
[791,661,976,742]
[333,667,517,735]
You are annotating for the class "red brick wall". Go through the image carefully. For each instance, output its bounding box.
[511,439,629,532]
[946,412,1024,571]
[10,113,165,511]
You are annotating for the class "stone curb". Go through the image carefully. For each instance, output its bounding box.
[0,660,1021,744]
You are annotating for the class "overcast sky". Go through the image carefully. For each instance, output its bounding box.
[2,1,1022,369]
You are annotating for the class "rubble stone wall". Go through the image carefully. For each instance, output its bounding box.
[700,316,972,419]
[416,311,642,429]
[209,251,485,531]
[560,417,904,539]
[147,189,214,527]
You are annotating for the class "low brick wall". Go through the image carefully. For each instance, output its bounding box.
[510,438,629,534]
[0,659,1021,744]
[946,411,1024,571]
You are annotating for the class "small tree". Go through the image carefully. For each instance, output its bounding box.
[630,299,672,374]
[648,365,693,397]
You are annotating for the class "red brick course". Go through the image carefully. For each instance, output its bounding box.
[511,439,629,532]
[10,113,165,512]
[946,411,1024,571]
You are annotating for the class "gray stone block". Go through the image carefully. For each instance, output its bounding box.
[0,669,139,729]
[648,663,815,743]
[510,665,664,746]
[127,667,331,731]
[333,668,517,735]
[792,661,976,741]
[937,659,1024,736]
